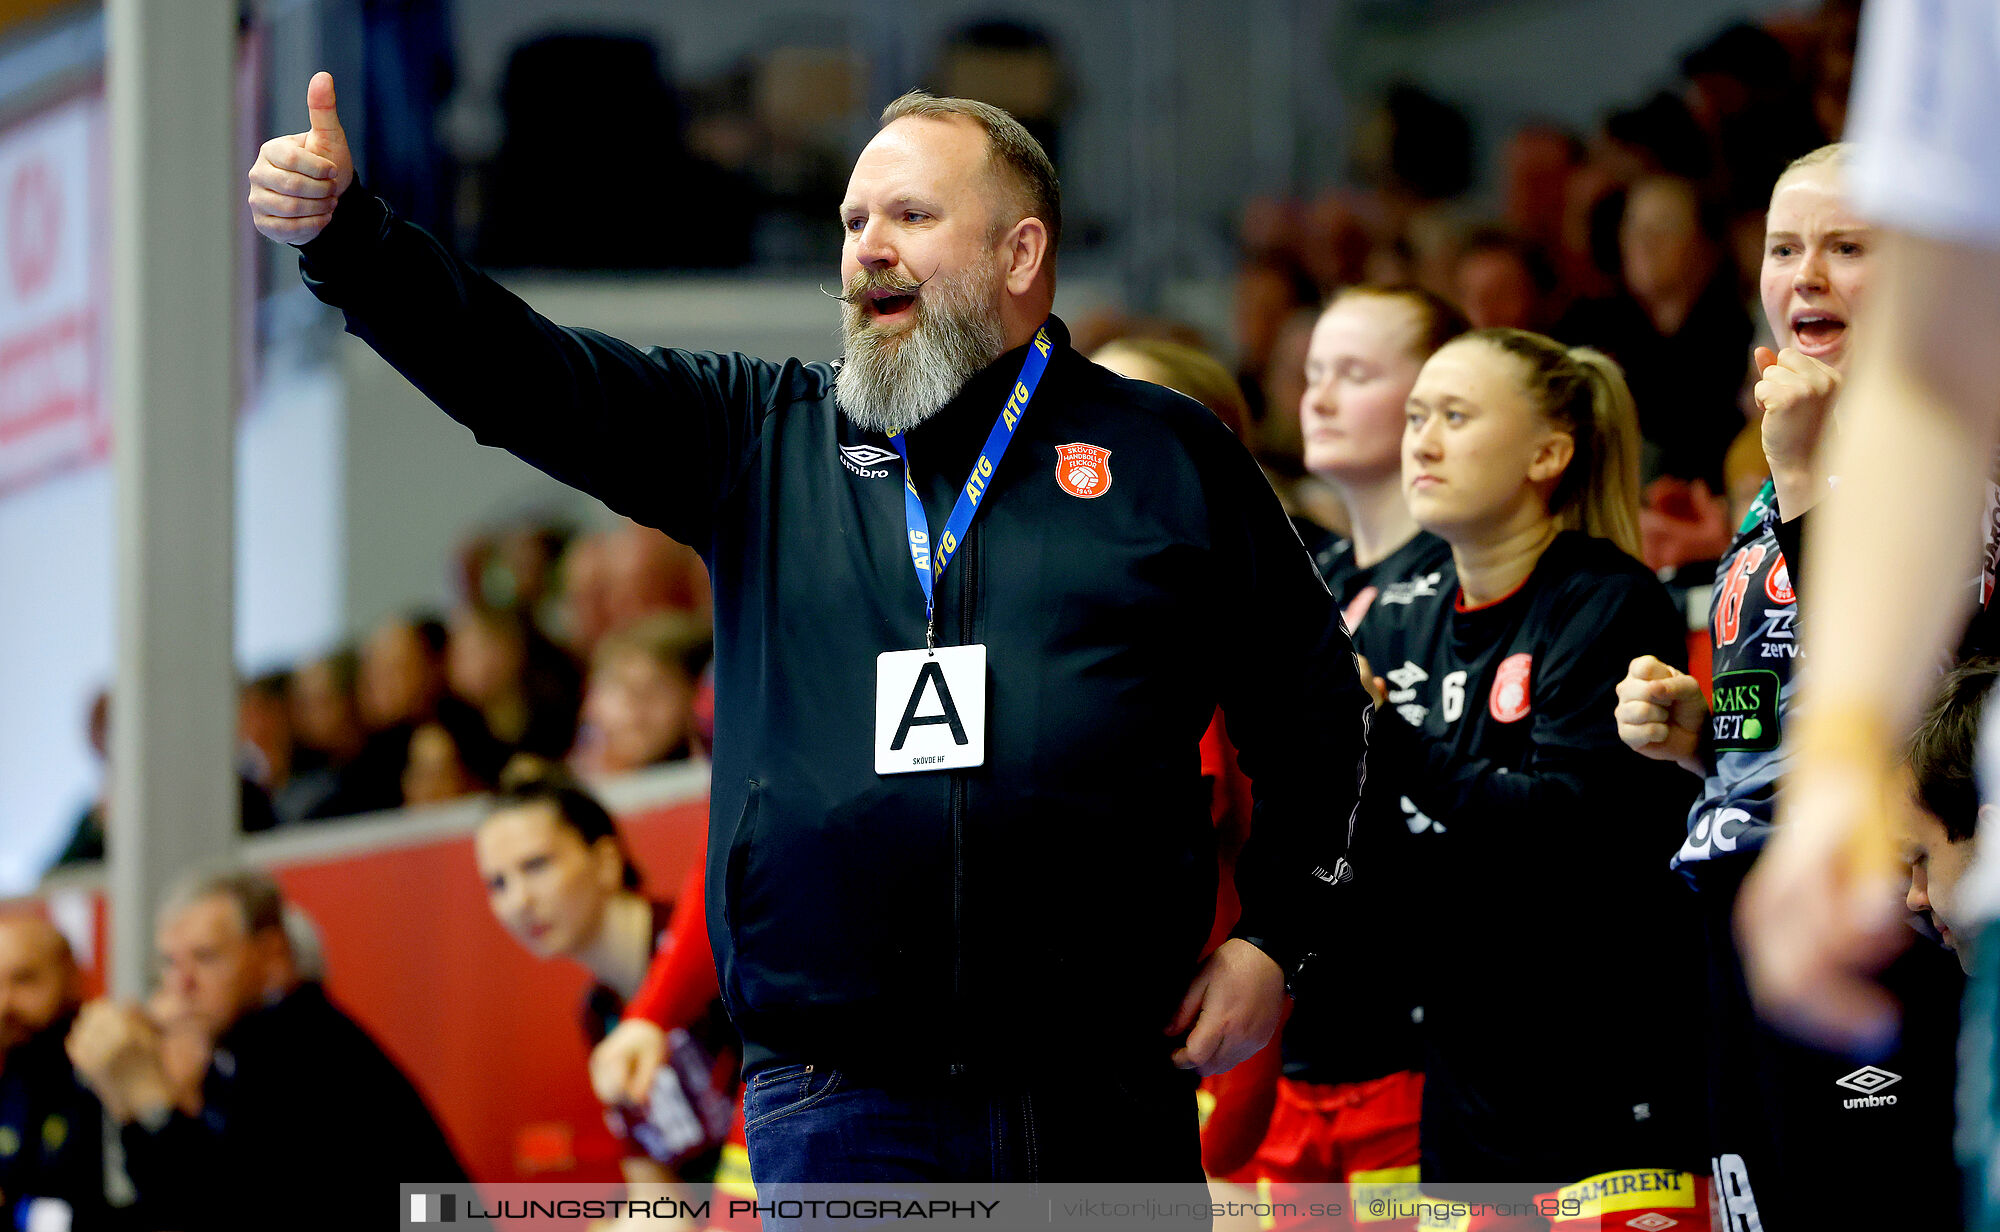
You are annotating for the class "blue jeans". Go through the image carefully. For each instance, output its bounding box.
[740,1058,1204,1183]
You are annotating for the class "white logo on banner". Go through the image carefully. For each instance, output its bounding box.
[0,94,105,497]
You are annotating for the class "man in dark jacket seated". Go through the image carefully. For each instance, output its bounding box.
[0,914,115,1230]
[67,870,467,1230]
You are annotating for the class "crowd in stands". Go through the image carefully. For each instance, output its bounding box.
[48,520,716,869]
[22,0,1998,1225]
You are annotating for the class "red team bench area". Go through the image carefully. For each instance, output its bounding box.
[20,769,713,1184]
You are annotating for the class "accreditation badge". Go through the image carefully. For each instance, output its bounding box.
[875,644,986,774]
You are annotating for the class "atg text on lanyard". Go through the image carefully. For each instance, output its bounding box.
[874,322,1052,776]
[886,321,1052,651]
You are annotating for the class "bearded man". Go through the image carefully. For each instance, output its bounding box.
[249,76,1367,1183]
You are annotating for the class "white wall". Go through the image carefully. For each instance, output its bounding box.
[0,462,113,889]
[0,366,343,895]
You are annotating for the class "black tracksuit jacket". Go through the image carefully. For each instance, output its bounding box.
[1350,531,1705,1179]
[299,190,1369,1077]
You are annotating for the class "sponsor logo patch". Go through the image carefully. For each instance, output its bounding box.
[1625,1215,1679,1230]
[1764,559,1795,605]
[1054,442,1112,498]
[1836,1065,1901,1095]
[838,443,898,479]
[1709,668,1781,752]
[1385,661,1430,691]
[1488,653,1532,723]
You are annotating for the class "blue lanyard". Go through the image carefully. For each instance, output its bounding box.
[888,322,1053,650]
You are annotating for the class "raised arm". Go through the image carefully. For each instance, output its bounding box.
[248,73,808,548]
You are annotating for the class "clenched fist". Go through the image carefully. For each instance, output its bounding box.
[247,71,354,246]
[1613,654,1708,778]
[1753,345,1840,479]
[67,1000,173,1125]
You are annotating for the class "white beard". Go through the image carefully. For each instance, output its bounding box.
[834,258,1008,437]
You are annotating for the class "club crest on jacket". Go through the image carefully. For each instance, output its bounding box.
[1054,442,1111,498]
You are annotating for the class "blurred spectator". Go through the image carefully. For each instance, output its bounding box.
[603,522,712,630]
[1253,308,1318,482]
[1556,165,1626,303]
[1361,83,1474,205]
[67,870,467,1230]
[1637,475,1733,575]
[1233,252,1320,424]
[238,671,338,825]
[572,613,712,776]
[1452,228,1558,331]
[1090,337,1249,437]
[457,518,573,631]
[1808,0,1862,141]
[1680,23,1824,218]
[49,694,277,871]
[358,612,448,733]
[290,649,364,767]
[447,604,582,760]
[1599,92,1713,184]
[1299,194,1379,294]
[50,692,110,868]
[477,33,751,269]
[0,914,109,1231]
[1560,175,1751,486]
[145,902,327,1125]
[1501,125,1585,254]
[401,697,510,807]
[287,647,374,819]
[931,21,1071,169]
[1068,310,1208,359]
[313,611,454,817]
[559,530,617,659]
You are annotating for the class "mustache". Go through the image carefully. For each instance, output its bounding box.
[821,268,937,304]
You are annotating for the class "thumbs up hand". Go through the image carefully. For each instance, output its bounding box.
[247,72,354,245]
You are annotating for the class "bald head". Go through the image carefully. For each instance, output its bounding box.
[0,914,80,1054]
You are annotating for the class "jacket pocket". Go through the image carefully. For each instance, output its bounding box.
[720,779,762,941]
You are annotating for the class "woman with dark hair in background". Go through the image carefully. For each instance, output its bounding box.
[473,775,735,1223]
[1354,329,1705,1229]
[448,604,583,761]
[1561,174,1751,490]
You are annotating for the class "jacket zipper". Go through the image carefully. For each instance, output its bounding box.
[950,528,975,1067]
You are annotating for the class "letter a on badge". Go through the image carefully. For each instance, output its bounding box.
[876,645,987,773]
[893,662,966,749]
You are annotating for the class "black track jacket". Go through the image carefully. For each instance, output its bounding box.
[298,190,1369,1076]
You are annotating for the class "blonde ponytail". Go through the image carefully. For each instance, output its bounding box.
[1561,347,1643,559]
[1466,328,1644,560]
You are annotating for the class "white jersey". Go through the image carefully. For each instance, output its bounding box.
[1847,0,2000,249]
